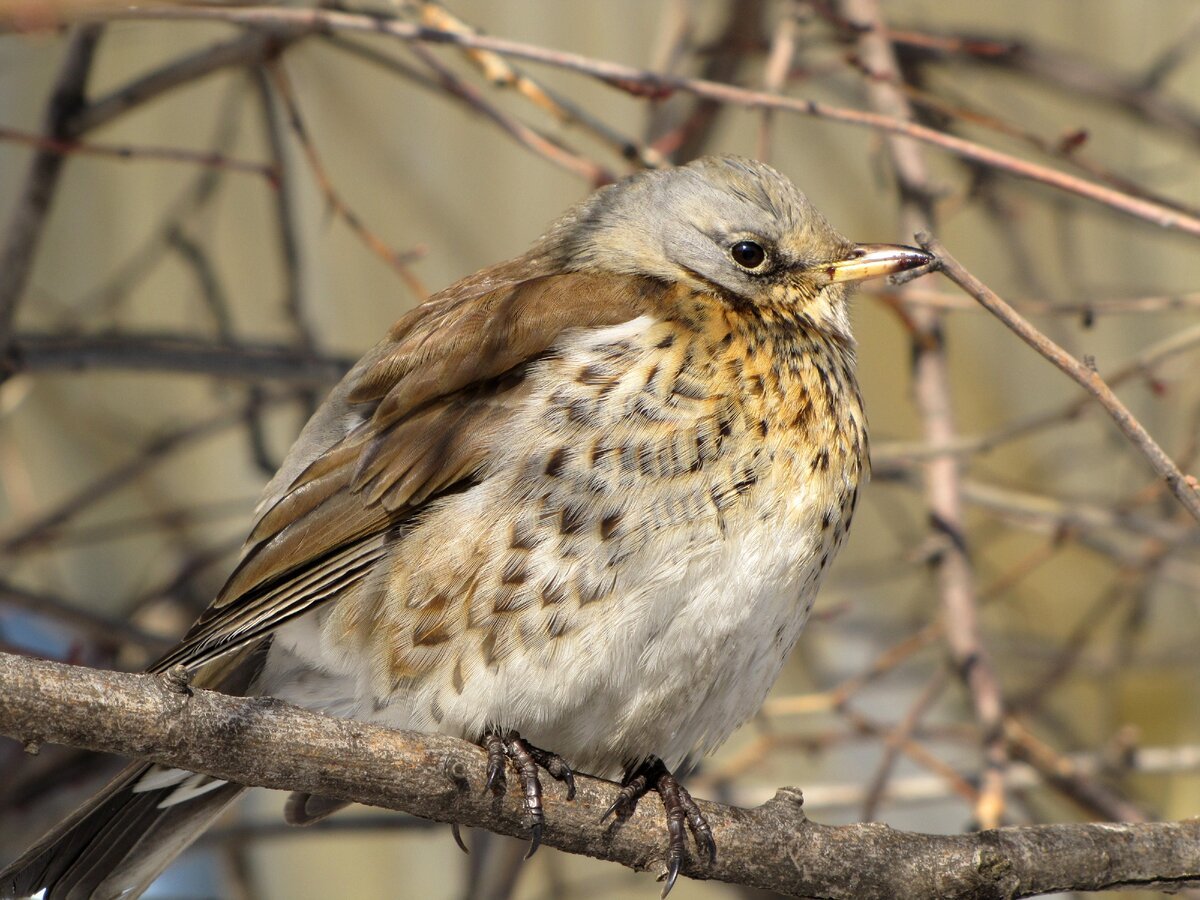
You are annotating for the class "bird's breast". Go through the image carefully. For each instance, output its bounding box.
[269,310,868,772]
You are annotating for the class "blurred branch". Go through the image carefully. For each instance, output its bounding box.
[920,234,1200,524]
[77,5,1200,237]
[837,0,1007,829]
[2,651,1198,899]
[0,26,100,354]
[264,63,428,297]
[0,126,277,181]
[0,398,291,555]
[5,332,351,383]
[0,579,169,652]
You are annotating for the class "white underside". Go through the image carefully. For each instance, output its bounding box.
[260,503,820,776]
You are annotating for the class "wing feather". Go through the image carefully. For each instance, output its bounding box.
[152,269,665,672]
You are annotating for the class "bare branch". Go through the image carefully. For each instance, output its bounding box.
[74,5,1200,237]
[920,234,1200,524]
[2,651,1198,898]
[0,26,101,352]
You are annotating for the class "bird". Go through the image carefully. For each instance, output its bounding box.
[1,155,931,899]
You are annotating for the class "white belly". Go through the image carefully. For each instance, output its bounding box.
[261,481,829,776]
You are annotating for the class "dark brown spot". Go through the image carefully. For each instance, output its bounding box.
[711,484,736,511]
[544,447,568,477]
[644,363,660,389]
[656,331,677,349]
[546,610,571,639]
[733,468,759,495]
[430,698,444,724]
[560,502,589,535]
[635,443,654,476]
[413,618,452,647]
[451,658,465,694]
[578,575,609,606]
[510,519,538,551]
[717,405,735,438]
[589,441,612,467]
[500,555,529,585]
[821,510,834,530]
[601,339,634,359]
[792,397,813,428]
[493,587,532,614]
[600,511,622,540]
[423,593,450,614]
[757,418,769,438]
[811,448,830,472]
[541,580,568,607]
[481,631,499,669]
[578,364,607,385]
[696,424,715,463]
[672,374,709,401]
[566,398,596,425]
[815,364,836,405]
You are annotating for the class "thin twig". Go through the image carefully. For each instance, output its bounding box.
[919,235,1200,524]
[838,0,1008,829]
[78,5,1200,237]
[0,25,101,354]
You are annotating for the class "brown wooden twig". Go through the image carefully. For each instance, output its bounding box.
[2,651,1198,899]
[74,5,1200,239]
[837,0,1008,830]
[0,26,100,353]
[919,234,1200,525]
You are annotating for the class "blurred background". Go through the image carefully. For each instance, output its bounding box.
[1,1,1199,897]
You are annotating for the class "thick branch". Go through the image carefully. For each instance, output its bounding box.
[1,652,1197,898]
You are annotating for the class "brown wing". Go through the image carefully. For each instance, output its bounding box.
[150,268,665,673]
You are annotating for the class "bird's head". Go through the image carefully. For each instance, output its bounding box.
[544,155,931,337]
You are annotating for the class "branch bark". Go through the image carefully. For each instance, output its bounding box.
[1,651,1197,899]
[920,234,1200,525]
[66,5,1200,238]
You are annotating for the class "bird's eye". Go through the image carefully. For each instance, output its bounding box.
[730,240,767,270]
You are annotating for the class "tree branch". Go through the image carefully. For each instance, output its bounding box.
[1,651,1197,898]
[919,234,1200,525]
[47,4,1200,238]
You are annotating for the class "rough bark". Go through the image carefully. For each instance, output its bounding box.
[1,652,1197,898]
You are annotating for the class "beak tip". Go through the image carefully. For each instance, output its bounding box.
[827,243,935,284]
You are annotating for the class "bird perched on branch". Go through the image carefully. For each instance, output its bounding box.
[2,155,930,899]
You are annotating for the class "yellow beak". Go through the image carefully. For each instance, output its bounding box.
[825,243,933,284]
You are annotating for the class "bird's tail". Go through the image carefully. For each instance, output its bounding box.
[2,639,271,900]
[1,763,246,900]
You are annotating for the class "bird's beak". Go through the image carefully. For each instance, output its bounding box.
[824,243,933,284]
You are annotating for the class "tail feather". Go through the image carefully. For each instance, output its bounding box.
[2,640,272,899]
[1,762,246,900]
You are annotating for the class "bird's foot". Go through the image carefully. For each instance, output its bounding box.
[481,729,576,859]
[601,757,715,898]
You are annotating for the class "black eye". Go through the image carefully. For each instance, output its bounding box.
[730,240,767,270]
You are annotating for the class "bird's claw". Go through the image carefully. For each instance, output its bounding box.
[479,730,575,858]
[525,822,543,860]
[606,757,715,897]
